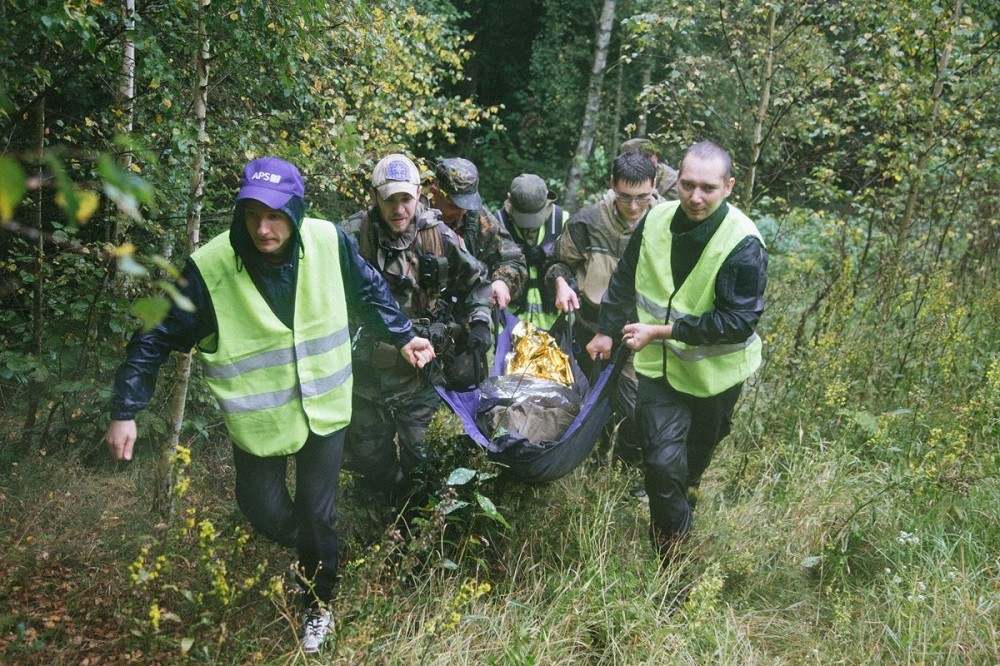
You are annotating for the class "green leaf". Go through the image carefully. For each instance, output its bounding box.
[439,558,459,570]
[117,254,149,277]
[475,493,509,528]
[151,255,182,280]
[0,157,27,221]
[180,637,194,654]
[801,556,822,569]
[159,281,195,312]
[44,154,80,226]
[30,364,51,383]
[133,296,171,332]
[850,410,880,437]
[51,379,94,394]
[438,498,469,515]
[98,155,155,221]
[446,467,476,486]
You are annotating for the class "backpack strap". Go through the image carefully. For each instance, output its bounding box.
[356,211,377,260]
[417,221,444,257]
[549,204,564,238]
[414,219,450,303]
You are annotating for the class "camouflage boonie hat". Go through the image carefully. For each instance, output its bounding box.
[618,137,661,157]
[434,157,482,210]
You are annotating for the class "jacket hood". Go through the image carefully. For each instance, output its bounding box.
[229,194,307,265]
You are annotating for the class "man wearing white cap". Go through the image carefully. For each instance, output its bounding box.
[495,173,570,329]
[341,153,492,497]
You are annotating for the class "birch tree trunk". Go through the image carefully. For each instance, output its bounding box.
[154,0,209,519]
[563,0,616,211]
[743,7,776,205]
[21,95,45,449]
[113,0,136,243]
[636,62,651,137]
[611,40,625,156]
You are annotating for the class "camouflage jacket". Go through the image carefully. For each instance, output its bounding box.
[341,203,492,327]
[544,189,661,329]
[657,163,679,200]
[448,207,527,301]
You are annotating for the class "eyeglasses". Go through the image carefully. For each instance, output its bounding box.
[614,192,654,205]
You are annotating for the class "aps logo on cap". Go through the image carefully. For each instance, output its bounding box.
[250,171,283,184]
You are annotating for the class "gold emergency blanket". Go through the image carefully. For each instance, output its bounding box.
[505,321,574,386]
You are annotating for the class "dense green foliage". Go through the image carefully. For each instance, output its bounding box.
[1,0,997,663]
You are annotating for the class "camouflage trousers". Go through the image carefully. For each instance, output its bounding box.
[343,386,441,500]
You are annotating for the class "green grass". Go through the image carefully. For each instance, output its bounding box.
[2,419,996,664]
[2,267,998,664]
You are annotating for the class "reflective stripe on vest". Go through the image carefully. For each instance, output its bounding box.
[192,218,353,456]
[634,201,764,397]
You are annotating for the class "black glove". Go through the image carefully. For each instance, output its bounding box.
[524,244,545,264]
[466,322,493,353]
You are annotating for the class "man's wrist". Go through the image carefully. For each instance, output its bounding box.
[395,330,416,349]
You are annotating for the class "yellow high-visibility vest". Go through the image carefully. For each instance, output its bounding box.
[192,218,353,456]
[634,201,763,397]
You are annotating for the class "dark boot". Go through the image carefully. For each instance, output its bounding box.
[649,522,684,567]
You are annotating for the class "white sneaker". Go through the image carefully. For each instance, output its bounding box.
[300,608,332,654]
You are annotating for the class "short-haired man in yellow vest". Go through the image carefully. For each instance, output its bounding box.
[587,141,768,563]
[104,157,435,653]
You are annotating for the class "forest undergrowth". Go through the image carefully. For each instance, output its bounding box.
[2,254,998,665]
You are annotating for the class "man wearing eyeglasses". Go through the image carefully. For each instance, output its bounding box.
[619,137,680,200]
[544,150,661,469]
[547,150,660,344]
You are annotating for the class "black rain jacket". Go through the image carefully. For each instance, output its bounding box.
[110,198,414,420]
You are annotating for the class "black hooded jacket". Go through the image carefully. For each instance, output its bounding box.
[110,196,415,420]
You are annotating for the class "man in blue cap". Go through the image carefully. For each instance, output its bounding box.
[103,156,435,653]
